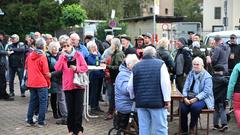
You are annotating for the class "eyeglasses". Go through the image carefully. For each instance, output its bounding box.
[230,37,236,39]
[63,45,70,48]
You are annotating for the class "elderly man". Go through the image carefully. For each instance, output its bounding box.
[69,33,89,59]
[6,34,27,97]
[128,46,171,135]
[226,34,240,74]
[120,34,137,56]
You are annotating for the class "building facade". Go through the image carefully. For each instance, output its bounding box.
[203,0,240,33]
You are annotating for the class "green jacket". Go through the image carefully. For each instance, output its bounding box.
[227,63,240,101]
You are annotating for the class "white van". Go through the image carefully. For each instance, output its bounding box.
[203,30,240,46]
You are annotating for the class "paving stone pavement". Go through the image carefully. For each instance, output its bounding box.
[0,81,240,135]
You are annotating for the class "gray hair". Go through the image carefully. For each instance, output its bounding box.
[106,35,114,42]
[157,38,169,49]
[143,46,156,57]
[59,34,69,43]
[48,41,60,53]
[35,38,46,49]
[125,54,139,67]
[87,41,97,51]
[70,33,80,40]
[111,38,122,51]
[192,57,204,67]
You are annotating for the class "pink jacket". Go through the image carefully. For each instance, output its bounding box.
[54,51,88,91]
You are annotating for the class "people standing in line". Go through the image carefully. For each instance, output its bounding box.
[86,41,104,114]
[180,57,214,134]
[105,38,125,120]
[26,38,51,128]
[174,37,192,93]
[212,65,229,132]
[6,34,27,97]
[226,34,240,74]
[128,46,171,135]
[206,35,230,74]
[227,62,240,128]
[46,41,61,119]
[55,39,88,135]
[0,37,14,101]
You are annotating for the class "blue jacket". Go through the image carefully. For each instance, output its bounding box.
[75,44,89,59]
[86,53,104,79]
[115,63,133,113]
[183,70,214,109]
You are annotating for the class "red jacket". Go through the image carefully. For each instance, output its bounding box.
[54,51,88,91]
[25,51,51,88]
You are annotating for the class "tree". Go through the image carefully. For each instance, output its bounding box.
[174,0,203,22]
[61,4,87,27]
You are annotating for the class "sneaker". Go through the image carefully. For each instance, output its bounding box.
[37,124,44,128]
[9,93,15,97]
[212,125,221,130]
[26,122,36,127]
[33,115,38,123]
[21,94,26,97]
[56,118,67,125]
[219,124,228,132]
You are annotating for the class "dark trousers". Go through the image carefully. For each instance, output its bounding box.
[181,100,206,133]
[0,66,8,98]
[50,93,58,118]
[9,67,24,94]
[64,89,84,134]
[176,75,186,93]
[89,77,103,109]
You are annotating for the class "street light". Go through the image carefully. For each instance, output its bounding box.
[0,8,5,16]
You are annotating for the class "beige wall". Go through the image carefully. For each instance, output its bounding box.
[203,0,240,33]
[160,0,174,16]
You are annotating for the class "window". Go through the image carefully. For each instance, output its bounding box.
[149,7,153,14]
[165,8,168,15]
[214,7,221,19]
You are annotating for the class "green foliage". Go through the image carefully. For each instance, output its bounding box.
[0,0,62,40]
[96,20,127,41]
[174,0,203,22]
[61,4,87,27]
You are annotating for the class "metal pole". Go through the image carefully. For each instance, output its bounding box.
[153,2,156,46]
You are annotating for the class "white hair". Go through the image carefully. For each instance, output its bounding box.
[143,46,156,57]
[192,57,204,66]
[87,41,97,50]
[48,41,60,52]
[59,34,69,43]
[106,35,114,41]
[125,54,139,67]
[35,38,46,49]
[157,38,169,49]
[70,33,80,40]
[111,38,122,51]
[192,41,200,48]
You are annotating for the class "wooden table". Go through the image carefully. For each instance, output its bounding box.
[170,88,184,135]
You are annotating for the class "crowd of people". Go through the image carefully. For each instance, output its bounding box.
[0,30,240,135]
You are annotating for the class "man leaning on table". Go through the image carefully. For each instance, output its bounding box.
[128,46,171,135]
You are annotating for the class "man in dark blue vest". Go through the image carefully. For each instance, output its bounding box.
[128,46,171,135]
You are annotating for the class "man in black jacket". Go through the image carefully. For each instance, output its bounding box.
[227,34,240,74]
[0,40,14,101]
[6,34,27,97]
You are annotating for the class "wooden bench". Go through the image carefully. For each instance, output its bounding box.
[195,109,215,135]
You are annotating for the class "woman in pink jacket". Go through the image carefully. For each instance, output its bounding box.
[55,41,88,135]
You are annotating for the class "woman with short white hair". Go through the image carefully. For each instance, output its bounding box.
[180,57,214,134]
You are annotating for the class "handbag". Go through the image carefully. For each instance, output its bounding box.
[21,69,28,91]
[73,72,89,87]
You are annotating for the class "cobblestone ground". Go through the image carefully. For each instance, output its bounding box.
[0,81,239,135]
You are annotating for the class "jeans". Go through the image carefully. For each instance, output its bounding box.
[213,103,227,126]
[65,89,84,134]
[106,82,114,113]
[181,100,206,133]
[57,84,67,118]
[9,67,24,94]
[0,66,7,98]
[89,77,103,109]
[27,87,48,125]
[137,108,168,135]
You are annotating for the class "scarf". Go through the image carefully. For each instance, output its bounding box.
[65,48,76,61]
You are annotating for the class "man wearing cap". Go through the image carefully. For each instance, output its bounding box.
[142,32,154,48]
[121,34,137,57]
[135,35,144,59]
[0,34,14,101]
[174,37,192,93]
[207,35,230,74]
[226,34,240,74]
[6,34,27,97]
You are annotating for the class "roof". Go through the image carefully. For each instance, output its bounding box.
[121,15,185,23]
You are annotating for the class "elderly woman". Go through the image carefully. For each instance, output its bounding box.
[156,38,174,80]
[46,42,61,119]
[105,38,125,120]
[86,41,104,114]
[181,57,214,134]
[55,40,88,135]
[115,54,139,128]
